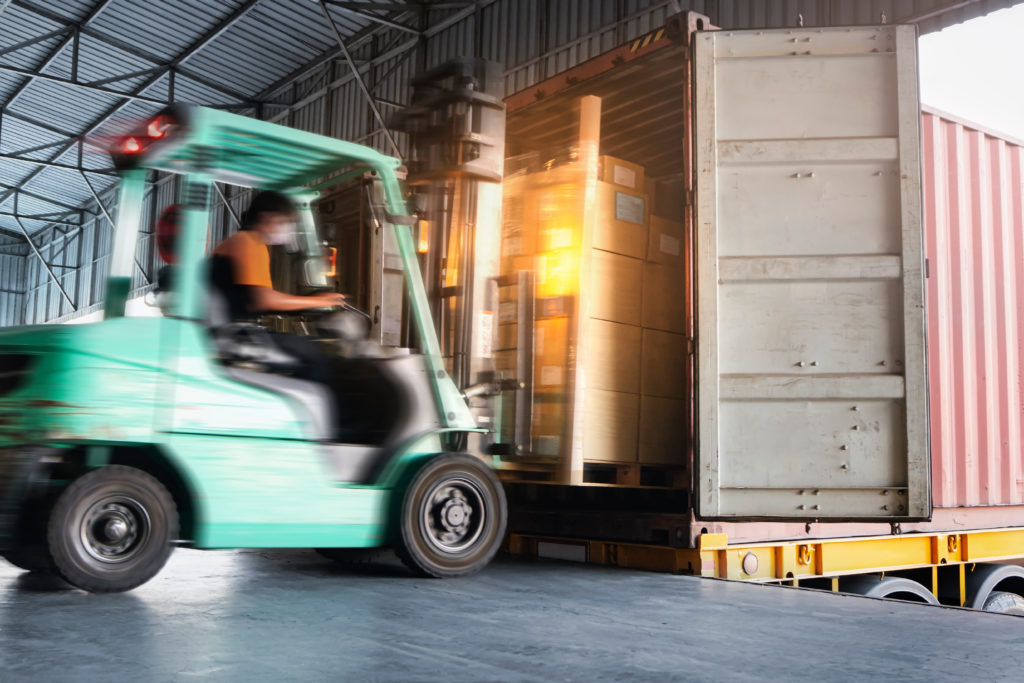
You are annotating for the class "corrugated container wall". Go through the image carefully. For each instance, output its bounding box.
[923,109,1024,509]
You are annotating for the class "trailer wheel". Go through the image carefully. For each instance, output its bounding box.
[982,591,1024,615]
[46,466,177,593]
[395,453,507,578]
[843,575,940,605]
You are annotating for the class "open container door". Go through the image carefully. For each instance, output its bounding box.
[693,25,930,521]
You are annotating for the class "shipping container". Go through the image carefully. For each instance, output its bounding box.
[498,14,1024,570]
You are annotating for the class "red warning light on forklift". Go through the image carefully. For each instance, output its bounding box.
[147,115,171,139]
[122,137,142,154]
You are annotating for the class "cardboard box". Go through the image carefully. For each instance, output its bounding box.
[585,319,641,393]
[593,182,647,260]
[532,392,566,435]
[495,350,516,372]
[647,216,685,268]
[497,322,517,351]
[535,180,583,252]
[642,263,687,334]
[588,249,642,326]
[501,179,538,258]
[641,328,688,399]
[638,395,688,465]
[653,178,686,222]
[582,389,639,462]
[533,316,570,390]
[598,155,645,192]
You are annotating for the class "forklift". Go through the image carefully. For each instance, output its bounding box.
[0,99,507,592]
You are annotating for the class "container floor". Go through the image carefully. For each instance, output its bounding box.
[1,549,1021,681]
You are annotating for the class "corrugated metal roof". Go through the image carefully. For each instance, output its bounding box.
[0,0,413,240]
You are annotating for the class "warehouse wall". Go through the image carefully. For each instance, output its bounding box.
[0,253,26,327]
[8,0,1016,325]
[9,0,682,325]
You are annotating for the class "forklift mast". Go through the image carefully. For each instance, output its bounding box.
[391,58,507,453]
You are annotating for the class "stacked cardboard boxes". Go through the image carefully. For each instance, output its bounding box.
[640,214,688,465]
[497,152,689,469]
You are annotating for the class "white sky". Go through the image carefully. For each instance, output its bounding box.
[918,4,1024,139]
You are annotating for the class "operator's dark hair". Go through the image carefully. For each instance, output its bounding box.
[240,190,295,231]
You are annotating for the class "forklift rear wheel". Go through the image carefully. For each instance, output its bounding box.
[2,546,55,573]
[46,466,178,593]
[396,453,507,578]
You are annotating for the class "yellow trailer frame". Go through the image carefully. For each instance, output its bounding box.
[507,529,1024,607]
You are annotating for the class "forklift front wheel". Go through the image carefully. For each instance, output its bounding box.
[46,466,178,593]
[396,453,507,578]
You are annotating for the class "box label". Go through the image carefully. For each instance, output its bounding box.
[613,164,637,189]
[499,301,517,323]
[615,192,645,225]
[540,365,563,386]
[659,233,681,256]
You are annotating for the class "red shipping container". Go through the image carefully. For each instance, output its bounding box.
[923,108,1024,509]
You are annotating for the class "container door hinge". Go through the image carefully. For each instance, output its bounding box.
[687,338,695,355]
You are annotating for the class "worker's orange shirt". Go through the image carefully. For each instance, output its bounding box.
[213,230,272,288]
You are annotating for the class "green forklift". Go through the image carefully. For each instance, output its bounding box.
[0,104,507,592]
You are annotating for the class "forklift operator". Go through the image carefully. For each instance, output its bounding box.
[212,190,345,318]
[210,191,344,386]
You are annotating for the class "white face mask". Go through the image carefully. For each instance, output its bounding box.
[264,229,291,246]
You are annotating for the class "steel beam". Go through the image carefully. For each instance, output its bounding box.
[11,0,255,106]
[79,171,151,286]
[319,0,401,156]
[2,0,118,112]
[327,2,472,9]
[13,214,75,310]
[212,183,242,231]
[264,2,497,125]
[325,3,422,34]
[0,0,264,219]
[0,64,176,106]
[0,154,118,176]
[0,212,82,227]
[1,107,81,139]
[0,184,87,213]
[0,226,27,241]
[83,65,167,88]
[0,26,72,58]
[255,9,420,103]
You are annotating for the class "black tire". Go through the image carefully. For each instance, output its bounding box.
[982,591,1024,615]
[395,453,506,578]
[2,546,55,573]
[3,502,56,572]
[46,466,178,593]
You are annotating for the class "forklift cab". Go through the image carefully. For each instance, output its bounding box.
[0,105,506,593]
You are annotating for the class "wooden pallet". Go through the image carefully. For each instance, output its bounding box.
[497,459,688,488]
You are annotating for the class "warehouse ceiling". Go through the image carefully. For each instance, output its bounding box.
[0,0,440,244]
[0,0,1021,247]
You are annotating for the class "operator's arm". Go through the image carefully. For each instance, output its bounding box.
[228,233,345,312]
[250,287,345,312]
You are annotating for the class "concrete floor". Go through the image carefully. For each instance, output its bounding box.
[1,550,1022,682]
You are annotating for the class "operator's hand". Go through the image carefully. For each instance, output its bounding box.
[311,291,347,308]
